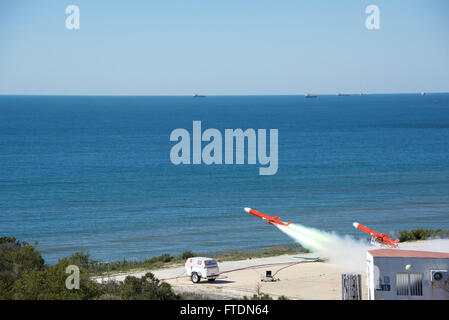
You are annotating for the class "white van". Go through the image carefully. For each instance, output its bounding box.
[185,257,219,283]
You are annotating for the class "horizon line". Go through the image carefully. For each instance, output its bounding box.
[1,91,448,97]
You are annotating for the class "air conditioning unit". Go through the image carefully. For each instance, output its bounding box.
[431,270,448,282]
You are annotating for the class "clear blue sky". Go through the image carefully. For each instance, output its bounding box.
[0,0,448,95]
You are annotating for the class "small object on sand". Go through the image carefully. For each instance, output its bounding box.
[261,270,276,282]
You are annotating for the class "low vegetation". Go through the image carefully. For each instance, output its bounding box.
[97,272,181,300]
[79,244,308,276]
[0,237,306,300]
[212,245,308,263]
[84,252,181,276]
[394,229,449,242]
[0,237,179,300]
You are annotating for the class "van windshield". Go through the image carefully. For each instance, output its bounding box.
[205,260,217,266]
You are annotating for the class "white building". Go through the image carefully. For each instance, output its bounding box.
[367,249,449,300]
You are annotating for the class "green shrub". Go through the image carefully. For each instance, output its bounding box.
[66,250,90,269]
[395,229,449,242]
[119,272,181,300]
[179,250,196,260]
[12,260,101,300]
[0,237,45,299]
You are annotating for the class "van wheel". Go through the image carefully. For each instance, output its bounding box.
[207,278,216,282]
[191,272,200,283]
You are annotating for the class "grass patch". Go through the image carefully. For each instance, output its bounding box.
[85,253,185,276]
[86,244,308,276]
[212,245,309,262]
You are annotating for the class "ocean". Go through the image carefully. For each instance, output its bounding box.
[1,94,449,264]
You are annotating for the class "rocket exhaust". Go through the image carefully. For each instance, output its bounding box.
[245,208,372,272]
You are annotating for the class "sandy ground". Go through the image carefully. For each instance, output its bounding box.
[92,253,319,283]
[166,260,367,300]
[91,239,449,300]
[93,252,367,300]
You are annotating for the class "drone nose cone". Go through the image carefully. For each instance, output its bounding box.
[244,208,251,213]
[353,222,359,228]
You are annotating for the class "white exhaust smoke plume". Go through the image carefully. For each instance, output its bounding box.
[275,222,449,273]
[277,223,373,273]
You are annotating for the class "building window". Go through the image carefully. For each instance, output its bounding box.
[396,273,409,296]
[409,273,423,296]
[395,273,423,296]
